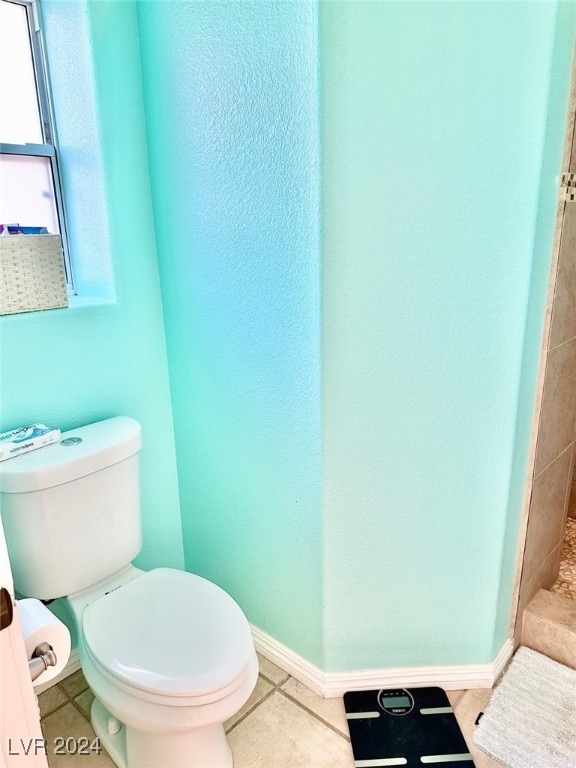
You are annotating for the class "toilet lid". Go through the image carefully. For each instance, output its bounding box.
[83,568,254,697]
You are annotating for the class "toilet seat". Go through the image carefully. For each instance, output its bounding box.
[83,568,254,701]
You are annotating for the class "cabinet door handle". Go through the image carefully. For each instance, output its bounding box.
[0,587,13,631]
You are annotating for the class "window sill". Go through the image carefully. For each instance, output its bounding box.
[67,295,116,310]
[0,295,116,320]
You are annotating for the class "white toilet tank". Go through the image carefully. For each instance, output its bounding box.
[0,416,142,600]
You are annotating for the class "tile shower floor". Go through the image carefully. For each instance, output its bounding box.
[551,517,576,601]
[39,656,501,768]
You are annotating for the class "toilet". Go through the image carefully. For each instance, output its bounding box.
[0,416,258,768]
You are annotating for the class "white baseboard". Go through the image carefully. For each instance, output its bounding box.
[252,625,514,700]
[251,625,325,695]
[491,637,514,683]
[38,631,514,703]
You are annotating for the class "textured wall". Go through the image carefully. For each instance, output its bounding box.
[0,1,184,574]
[320,0,572,670]
[5,0,570,674]
[137,1,323,663]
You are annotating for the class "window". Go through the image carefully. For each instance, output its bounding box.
[0,0,72,286]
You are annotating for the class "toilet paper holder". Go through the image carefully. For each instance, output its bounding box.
[28,641,58,682]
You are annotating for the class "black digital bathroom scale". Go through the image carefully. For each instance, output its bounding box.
[344,687,475,767]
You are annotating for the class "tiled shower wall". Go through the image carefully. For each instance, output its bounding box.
[516,102,576,622]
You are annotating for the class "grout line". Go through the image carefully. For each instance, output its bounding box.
[49,667,351,748]
[259,670,291,687]
[226,671,289,734]
[227,668,350,743]
[39,683,74,721]
[40,700,69,721]
[277,687,351,742]
[40,678,92,724]
[68,692,93,723]
[225,685,278,734]
[547,333,576,354]
[533,440,575,481]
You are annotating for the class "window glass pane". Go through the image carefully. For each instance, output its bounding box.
[0,1,43,143]
[0,154,59,233]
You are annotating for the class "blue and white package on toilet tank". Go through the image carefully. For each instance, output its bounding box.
[0,424,61,462]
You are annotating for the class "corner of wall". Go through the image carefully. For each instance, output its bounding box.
[492,1,576,657]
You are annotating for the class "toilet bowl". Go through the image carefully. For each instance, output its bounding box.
[0,417,259,768]
[71,568,259,768]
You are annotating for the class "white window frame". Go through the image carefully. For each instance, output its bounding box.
[0,0,72,288]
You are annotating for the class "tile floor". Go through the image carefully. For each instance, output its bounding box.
[39,655,501,767]
[551,517,576,600]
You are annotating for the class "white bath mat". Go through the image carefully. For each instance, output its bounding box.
[473,646,576,768]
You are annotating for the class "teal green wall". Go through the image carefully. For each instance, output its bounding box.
[0,0,184,574]
[136,0,571,670]
[320,0,573,669]
[137,1,323,664]
[1,0,572,675]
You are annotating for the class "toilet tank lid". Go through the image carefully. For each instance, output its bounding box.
[0,416,142,493]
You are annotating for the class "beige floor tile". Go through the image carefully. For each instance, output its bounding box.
[228,691,353,768]
[453,689,501,768]
[225,675,274,731]
[38,685,68,719]
[281,677,349,737]
[257,653,289,685]
[446,689,466,707]
[58,669,89,698]
[74,688,96,719]
[41,703,115,768]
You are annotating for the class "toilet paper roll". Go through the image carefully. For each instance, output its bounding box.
[17,598,71,687]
